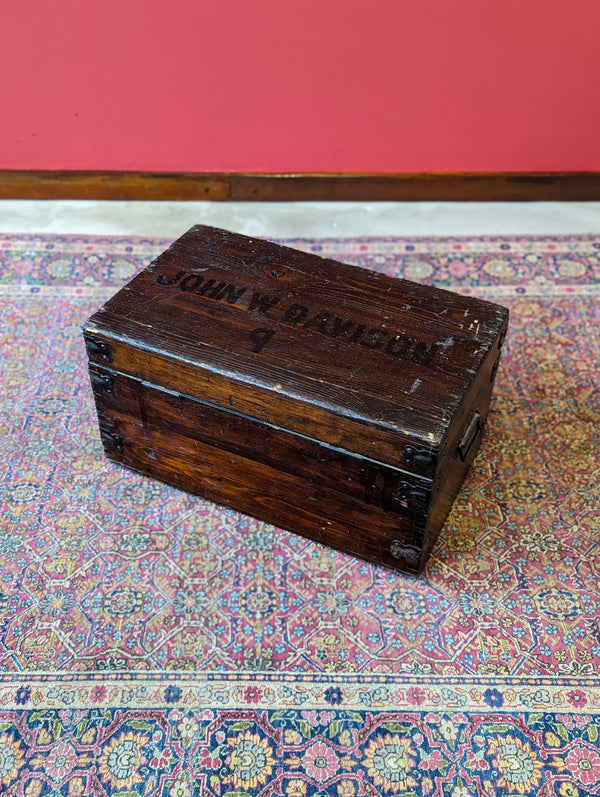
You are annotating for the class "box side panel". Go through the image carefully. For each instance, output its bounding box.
[89,366,433,573]
[421,311,509,562]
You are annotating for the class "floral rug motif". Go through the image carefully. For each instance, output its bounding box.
[0,232,599,795]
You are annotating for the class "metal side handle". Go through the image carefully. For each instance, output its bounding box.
[458,410,481,462]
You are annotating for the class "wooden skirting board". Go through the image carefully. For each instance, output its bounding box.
[1,171,599,201]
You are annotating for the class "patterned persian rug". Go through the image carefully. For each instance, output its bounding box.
[0,231,599,796]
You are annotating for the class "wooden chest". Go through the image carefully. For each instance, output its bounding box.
[83,226,508,574]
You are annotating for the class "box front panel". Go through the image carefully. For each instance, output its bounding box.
[89,366,433,573]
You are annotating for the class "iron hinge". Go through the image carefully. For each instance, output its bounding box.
[401,445,435,473]
[389,539,421,569]
[99,429,123,452]
[84,333,112,362]
[89,368,114,395]
[360,462,430,513]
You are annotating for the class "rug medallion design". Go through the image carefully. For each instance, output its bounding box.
[0,232,599,795]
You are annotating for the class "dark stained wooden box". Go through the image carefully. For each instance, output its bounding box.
[83,226,508,574]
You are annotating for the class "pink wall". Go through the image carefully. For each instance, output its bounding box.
[2,0,600,172]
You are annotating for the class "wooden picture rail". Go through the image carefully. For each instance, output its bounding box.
[1,171,599,201]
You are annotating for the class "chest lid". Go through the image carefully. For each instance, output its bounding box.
[84,225,508,478]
